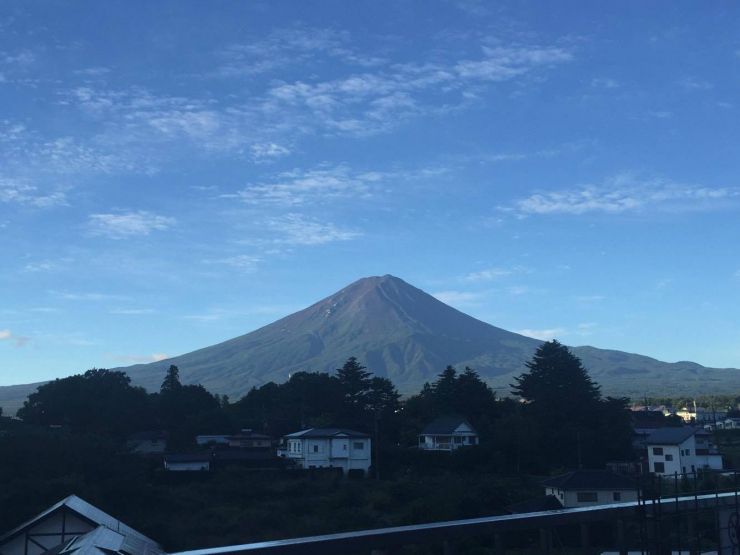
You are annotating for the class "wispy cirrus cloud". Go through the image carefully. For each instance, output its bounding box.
[0,329,30,347]
[0,177,67,207]
[202,254,261,272]
[55,291,128,302]
[265,214,360,246]
[508,175,739,216]
[250,142,291,161]
[261,42,573,135]
[463,265,527,282]
[432,290,485,306]
[515,327,565,341]
[215,27,384,77]
[60,86,245,154]
[88,210,175,239]
[591,77,619,89]
[228,165,378,206]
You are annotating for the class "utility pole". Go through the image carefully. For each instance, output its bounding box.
[374,409,380,480]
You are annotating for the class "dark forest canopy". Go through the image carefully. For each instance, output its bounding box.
[16,344,637,471]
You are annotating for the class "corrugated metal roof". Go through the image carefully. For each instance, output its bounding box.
[58,525,164,555]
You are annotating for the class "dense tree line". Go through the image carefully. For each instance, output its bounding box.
[14,341,636,473]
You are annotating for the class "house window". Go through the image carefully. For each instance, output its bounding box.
[313,445,319,453]
[685,449,691,456]
[576,492,598,503]
[665,454,673,461]
[654,462,665,473]
[653,447,663,455]
[454,436,463,444]
[353,442,364,450]
[613,492,621,501]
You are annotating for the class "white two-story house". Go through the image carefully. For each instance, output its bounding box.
[418,416,479,451]
[646,427,723,476]
[281,428,371,475]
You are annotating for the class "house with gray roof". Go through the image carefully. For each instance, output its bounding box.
[542,470,639,508]
[418,416,478,451]
[646,427,723,476]
[0,495,162,555]
[280,428,371,475]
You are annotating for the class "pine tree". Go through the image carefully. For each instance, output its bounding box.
[512,340,601,416]
[160,365,182,394]
[512,340,632,469]
[336,357,372,409]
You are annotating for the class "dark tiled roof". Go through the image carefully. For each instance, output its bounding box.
[421,415,476,435]
[229,433,272,440]
[542,470,637,491]
[646,427,699,445]
[285,428,369,438]
[505,495,563,514]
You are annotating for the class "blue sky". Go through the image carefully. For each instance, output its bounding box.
[2,1,740,385]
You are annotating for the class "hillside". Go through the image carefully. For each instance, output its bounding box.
[1,275,738,414]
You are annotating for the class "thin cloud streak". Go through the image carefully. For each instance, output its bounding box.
[508,175,739,216]
[88,211,175,239]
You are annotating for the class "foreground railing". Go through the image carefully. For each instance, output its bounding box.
[171,486,740,555]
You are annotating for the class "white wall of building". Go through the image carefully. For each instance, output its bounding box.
[545,487,638,508]
[648,434,723,476]
[285,436,371,474]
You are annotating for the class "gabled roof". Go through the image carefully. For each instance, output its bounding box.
[58,525,163,555]
[0,495,159,550]
[421,415,477,435]
[646,427,699,445]
[284,428,369,439]
[541,470,637,491]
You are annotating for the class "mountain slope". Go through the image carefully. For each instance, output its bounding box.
[1,274,738,414]
[117,275,738,399]
[119,274,543,395]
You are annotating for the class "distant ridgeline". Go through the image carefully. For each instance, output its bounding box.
[2,275,738,415]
